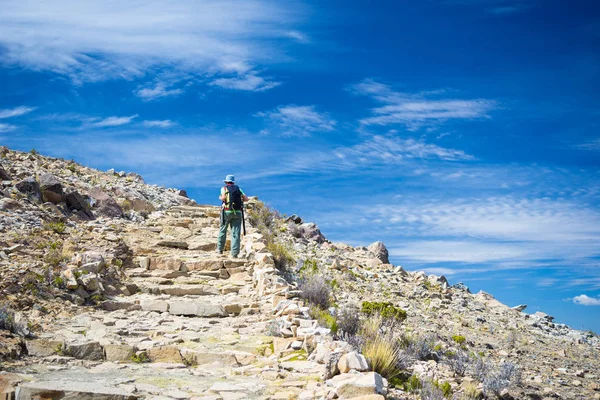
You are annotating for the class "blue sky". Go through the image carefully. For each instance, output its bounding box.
[1,0,600,331]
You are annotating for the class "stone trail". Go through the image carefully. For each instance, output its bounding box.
[3,204,354,400]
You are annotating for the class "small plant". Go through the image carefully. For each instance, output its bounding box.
[452,335,466,345]
[404,333,437,361]
[247,201,279,234]
[43,222,66,234]
[362,331,402,381]
[299,274,331,309]
[445,349,470,376]
[53,276,65,288]
[30,148,38,155]
[361,301,407,322]
[267,242,295,270]
[420,379,451,400]
[130,352,150,363]
[483,362,521,397]
[471,355,492,383]
[90,294,104,304]
[67,163,77,173]
[404,375,422,393]
[336,304,361,336]
[299,259,319,275]
[311,308,338,334]
[54,343,65,355]
[183,354,198,367]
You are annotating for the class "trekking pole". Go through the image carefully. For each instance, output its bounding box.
[241,208,246,236]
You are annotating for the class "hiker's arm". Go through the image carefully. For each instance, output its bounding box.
[219,188,226,202]
[242,194,249,202]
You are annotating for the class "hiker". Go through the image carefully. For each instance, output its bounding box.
[217,175,249,258]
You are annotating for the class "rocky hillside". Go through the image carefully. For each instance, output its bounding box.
[0,147,599,400]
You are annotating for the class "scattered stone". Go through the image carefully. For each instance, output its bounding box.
[39,172,63,204]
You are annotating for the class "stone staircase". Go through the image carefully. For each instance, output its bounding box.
[5,205,336,400]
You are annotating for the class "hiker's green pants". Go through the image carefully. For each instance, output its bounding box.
[218,211,242,257]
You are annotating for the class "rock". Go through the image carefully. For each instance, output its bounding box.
[298,223,326,243]
[178,189,188,198]
[337,351,369,373]
[15,381,138,400]
[168,301,227,318]
[66,191,94,219]
[65,342,104,361]
[140,300,169,313]
[104,344,135,362]
[367,241,389,264]
[0,373,20,399]
[146,346,182,363]
[81,273,100,291]
[156,240,189,249]
[15,177,40,201]
[512,304,527,312]
[327,372,388,398]
[88,187,123,218]
[39,172,63,204]
[26,339,63,357]
[0,166,11,181]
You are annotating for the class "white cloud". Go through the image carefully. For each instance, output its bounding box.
[0,0,305,84]
[91,115,138,128]
[335,135,475,163]
[573,294,600,306]
[0,106,36,119]
[136,84,184,101]
[257,105,336,136]
[389,240,529,264]
[574,139,600,152]
[350,79,496,130]
[0,123,17,132]
[143,120,176,128]
[211,73,280,92]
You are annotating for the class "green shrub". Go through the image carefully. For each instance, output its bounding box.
[43,222,66,234]
[452,335,466,345]
[130,352,150,363]
[311,308,338,334]
[267,241,294,270]
[247,201,279,235]
[361,301,407,322]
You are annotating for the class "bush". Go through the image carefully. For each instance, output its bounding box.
[247,201,279,234]
[471,355,492,382]
[43,222,66,234]
[483,362,521,396]
[310,308,337,334]
[361,301,407,322]
[337,304,361,336]
[362,331,402,381]
[452,335,466,345]
[419,379,448,400]
[299,274,331,309]
[267,241,294,271]
[445,349,470,376]
[404,333,437,361]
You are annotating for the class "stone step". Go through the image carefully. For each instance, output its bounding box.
[16,381,138,400]
[137,283,221,296]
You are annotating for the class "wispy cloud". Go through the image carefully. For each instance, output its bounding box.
[0,0,305,84]
[211,73,280,92]
[0,106,36,119]
[350,79,496,130]
[90,115,138,128]
[335,135,475,163]
[135,84,184,101]
[257,105,336,136]
[445,0,536,15]
[0,123,17,133]
[573,294,600,306]
[573,139,600,152]
[142,120,176,128]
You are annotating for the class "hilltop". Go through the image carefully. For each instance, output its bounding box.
[0,146,599,400]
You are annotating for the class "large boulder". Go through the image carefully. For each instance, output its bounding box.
[298,223,326,243]
[88,187,123,218]
[39,173,63,204]
[66,191,94,219]
[15,177,40,201]
[367,241,389,264]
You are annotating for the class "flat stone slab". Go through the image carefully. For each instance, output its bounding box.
[16,381,138,400]
[168,301,227,317]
